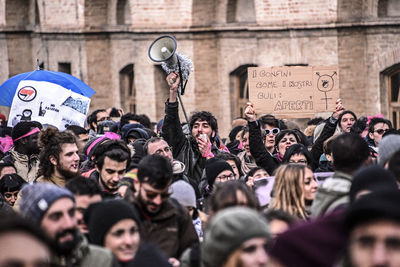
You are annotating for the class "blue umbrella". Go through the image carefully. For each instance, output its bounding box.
[0,70,96,107]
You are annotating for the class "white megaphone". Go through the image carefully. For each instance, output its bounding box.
[148,35,177,66]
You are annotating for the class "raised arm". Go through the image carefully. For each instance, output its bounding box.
[245,103,279,174]
[310,99,344,169]
[161,73,186,154]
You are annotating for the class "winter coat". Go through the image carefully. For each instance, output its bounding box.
[35,174,67,187]
[310,117,336,170]
[116,243,171,267]
[88,170,118,199]
[162,101,207,184]
[1,148,39,182]
[248,121,280,175]
[127,191,199,259]
[310,171,352,217]
[53,234,115,267]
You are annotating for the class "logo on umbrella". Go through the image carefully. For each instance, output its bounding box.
[17,86,37,102]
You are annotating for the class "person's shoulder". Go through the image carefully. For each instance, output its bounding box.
[82,244,114,267]
[132,243,171,267]
[319,176,351,193]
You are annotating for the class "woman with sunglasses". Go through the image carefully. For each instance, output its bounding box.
[244,103,302,175]
[85,199,171,267]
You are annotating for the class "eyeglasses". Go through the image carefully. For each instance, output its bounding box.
[155,146,172,154]
[265,128,280,136]
[216,173,235,181]
[374,129,389,135]
[142,187,171,200]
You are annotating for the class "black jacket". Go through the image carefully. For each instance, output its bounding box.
[310,118,336,170]
[162,101,209,184]
[248,121,280,175]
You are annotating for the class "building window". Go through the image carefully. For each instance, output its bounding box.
[227,0,256,23]
[389,69,400,129]
[58,62,71,74]
[230,64,257,119]
[116,0,131,25]
[6,0,29,27]
[119,64,135,113]
[378,0,400,17]
[34,0,40,25]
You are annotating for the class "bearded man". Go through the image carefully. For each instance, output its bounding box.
[36,128,80,187]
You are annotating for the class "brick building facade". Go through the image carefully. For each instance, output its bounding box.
[0,0,400,137]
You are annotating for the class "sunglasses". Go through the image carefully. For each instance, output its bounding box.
[374,129,389,135]
[265,128,280,136]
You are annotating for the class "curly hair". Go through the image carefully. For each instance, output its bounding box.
[189,111,218,133]
[38,128,77,178]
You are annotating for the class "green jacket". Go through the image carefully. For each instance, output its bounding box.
[311,171,352,217]
[53,234,115,267]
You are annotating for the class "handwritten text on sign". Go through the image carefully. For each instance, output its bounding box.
[248,66,339,118]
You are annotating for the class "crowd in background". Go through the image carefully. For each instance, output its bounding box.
[0,71,400,267]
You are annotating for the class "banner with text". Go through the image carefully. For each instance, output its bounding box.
[8,80,91,131]
[248,66,339,118]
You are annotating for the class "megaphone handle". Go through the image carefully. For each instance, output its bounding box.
[177,59,185,95]
[177,93,190,126]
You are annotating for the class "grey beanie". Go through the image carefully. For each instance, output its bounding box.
[170,180,196,208]
[202,207,270,267]
[19,183,75,224]
[378,135,400,166]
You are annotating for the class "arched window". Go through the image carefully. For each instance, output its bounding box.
[154,66,169,120]
[119,64,135,113]
[116,0,131,25]
[378,0,400,17]
[230,64,257,119]
[388,65,400,128]
[34,0,40,25]
[227,0,256,23]
[6,0,29,27]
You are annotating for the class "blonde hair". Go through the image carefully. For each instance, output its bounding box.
[269,164,308,219]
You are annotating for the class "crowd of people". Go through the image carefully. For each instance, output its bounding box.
[0,71,399,267]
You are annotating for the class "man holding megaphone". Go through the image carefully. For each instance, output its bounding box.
[161,72,221,185]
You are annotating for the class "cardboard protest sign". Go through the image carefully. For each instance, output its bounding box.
[248,66,339,118]
[8,80,91,130]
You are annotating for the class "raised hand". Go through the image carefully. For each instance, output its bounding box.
[332,98,344,119]
[166,72,180,102]
[244,102,256,122]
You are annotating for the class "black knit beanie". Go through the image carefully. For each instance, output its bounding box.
[228,126,244,143]
[205,158,234,187]
[345,190,400,232]
[85,199,140,246]
[349,165,398,203]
